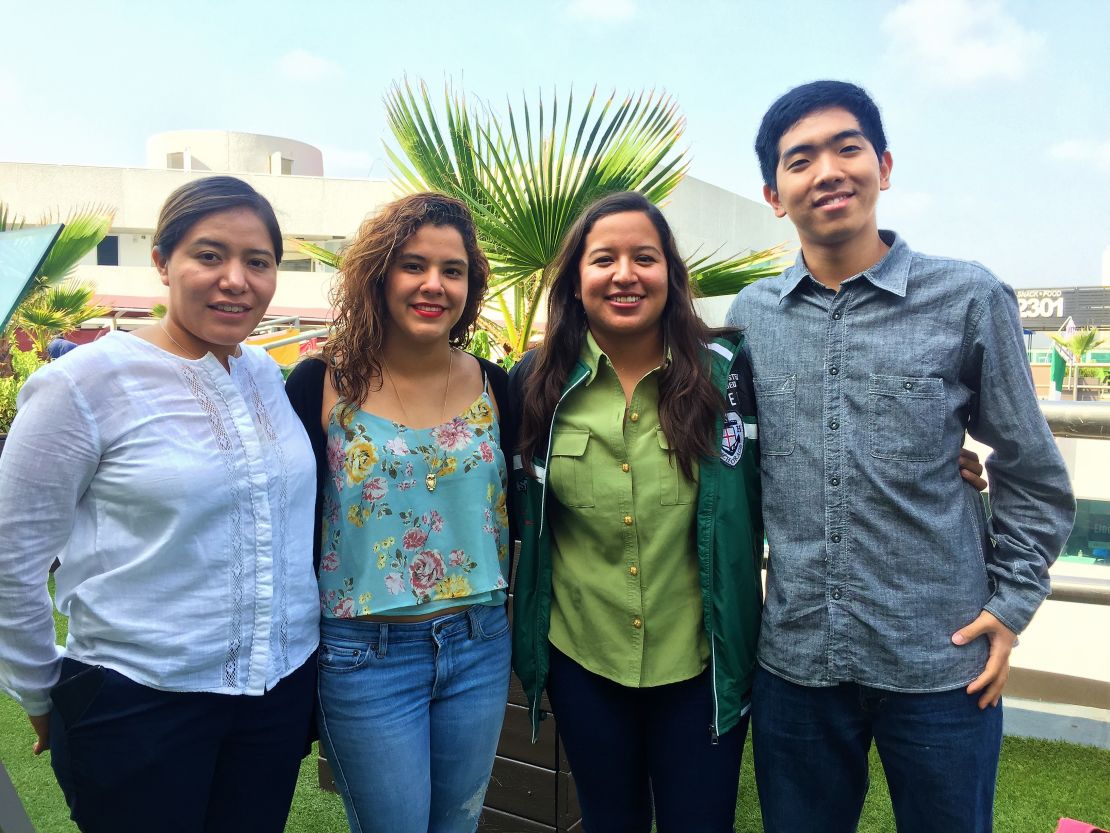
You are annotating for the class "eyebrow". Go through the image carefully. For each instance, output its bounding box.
[397,253,468,267]
[780,129,867,161]
[585,245,663,257]
[190,238,274,259]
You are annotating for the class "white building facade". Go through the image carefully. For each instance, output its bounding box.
[0,131,796,328]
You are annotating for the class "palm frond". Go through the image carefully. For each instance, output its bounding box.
[1049,328,1107,361]
[0,202,25,232]
[292,240,343,270]
[12,281,110,355]
[36,206,115,286]
[11,303,72,332]
[384,80,690,305]
[688,243,792,297]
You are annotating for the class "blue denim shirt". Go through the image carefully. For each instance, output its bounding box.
[725,232,1075,692]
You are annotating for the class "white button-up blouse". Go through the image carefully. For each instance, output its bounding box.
[0,332,319,715]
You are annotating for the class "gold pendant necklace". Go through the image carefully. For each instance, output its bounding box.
[383,350,454,492]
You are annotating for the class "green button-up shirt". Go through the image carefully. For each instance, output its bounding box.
[547,332,707,687]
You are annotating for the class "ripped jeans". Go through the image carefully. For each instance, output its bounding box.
[317,604,511,833]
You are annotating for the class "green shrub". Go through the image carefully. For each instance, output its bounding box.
[0,346,45,434]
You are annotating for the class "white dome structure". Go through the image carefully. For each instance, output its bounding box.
[145,131,324,177]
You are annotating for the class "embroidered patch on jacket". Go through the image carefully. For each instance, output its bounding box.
[721,411,744,467]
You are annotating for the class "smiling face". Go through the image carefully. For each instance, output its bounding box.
[153,207,277,365]
[577,210,669,352]
[766,106,892,253]
[383,223,470,347]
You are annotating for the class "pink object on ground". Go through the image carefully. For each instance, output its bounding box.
[1056,820,1108,833]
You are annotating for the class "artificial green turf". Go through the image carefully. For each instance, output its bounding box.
[9,727,1109,832]
[733,735,1110,832]
[5,583,1108,831]
[1,577,75,833]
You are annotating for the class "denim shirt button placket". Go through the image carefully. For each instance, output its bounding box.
[825,293,849,673]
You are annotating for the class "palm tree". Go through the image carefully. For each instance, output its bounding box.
[1050,327,1108,399]
[10,282,110,357]
[297,80,788,362]
[0,204,115,368]
[1049,327,1107,363]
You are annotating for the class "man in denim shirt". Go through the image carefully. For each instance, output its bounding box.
[725,81,1075,833]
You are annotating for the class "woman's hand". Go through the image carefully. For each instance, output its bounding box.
[29,711,50,755]
[959,448,987,492]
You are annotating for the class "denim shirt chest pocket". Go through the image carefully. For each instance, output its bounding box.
[754,374,796,456]
[549,429,595,508]
[868,374,945,461]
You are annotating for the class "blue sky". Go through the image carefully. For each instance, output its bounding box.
[1,0,1107,288]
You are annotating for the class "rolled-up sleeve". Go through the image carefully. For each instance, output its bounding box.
[963,281,1076,633]
[0,365,101,715]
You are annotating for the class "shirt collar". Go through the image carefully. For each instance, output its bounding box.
[580,329,605,385]
[778,230,910,302]
[580,329,671,386]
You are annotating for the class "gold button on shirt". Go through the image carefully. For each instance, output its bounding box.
[546,332,707,688]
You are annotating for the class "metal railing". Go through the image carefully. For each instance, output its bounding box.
[1040,399,1110,439]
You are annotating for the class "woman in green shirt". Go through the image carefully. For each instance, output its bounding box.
[509,191,764,831]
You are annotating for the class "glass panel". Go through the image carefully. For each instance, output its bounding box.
[0,224,63,329]
[1061,497,1110,565]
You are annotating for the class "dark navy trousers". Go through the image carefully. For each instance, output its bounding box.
[49,655,315,833]
[546,646,747,833]
[751,665,1003,833]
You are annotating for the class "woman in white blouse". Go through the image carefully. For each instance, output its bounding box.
[0,176,319,833]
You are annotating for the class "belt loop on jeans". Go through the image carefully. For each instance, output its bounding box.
[377,623,389,658]
[466,606,479,639]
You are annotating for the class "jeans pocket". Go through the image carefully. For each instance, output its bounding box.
[318,637,372,673]
[754,374,796,456]
[868,374,945,461]
[473,605,510,641]
[50,661,107,730]
[549,429,594,507]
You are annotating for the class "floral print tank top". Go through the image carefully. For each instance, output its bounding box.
[319,388,510,618]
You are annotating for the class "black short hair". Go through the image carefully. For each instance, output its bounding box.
[755,80,888,189]
[153,176,282,263]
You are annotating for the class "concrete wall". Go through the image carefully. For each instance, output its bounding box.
[667,176,797,258]
[72,263,335,319]
[0,162,395,242]
[673,176,798,327]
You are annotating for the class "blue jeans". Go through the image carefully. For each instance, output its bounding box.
[546,646,747,833]
[317,604,511,833]
[49,656,315,833]
[751,666,1003,833]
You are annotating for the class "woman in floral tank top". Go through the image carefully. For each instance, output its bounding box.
[286,193,511,833]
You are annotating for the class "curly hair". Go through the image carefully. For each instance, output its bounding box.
[323,193,490,408]
[518,191,728,480]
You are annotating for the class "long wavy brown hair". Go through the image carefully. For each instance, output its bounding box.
[323,193,490,408]
[518,191,729,480]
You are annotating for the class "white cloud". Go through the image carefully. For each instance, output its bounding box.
[566,0,636,23]
[276,49,343,82]
[1047,139,1110,173]
[881,0,1043,85]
